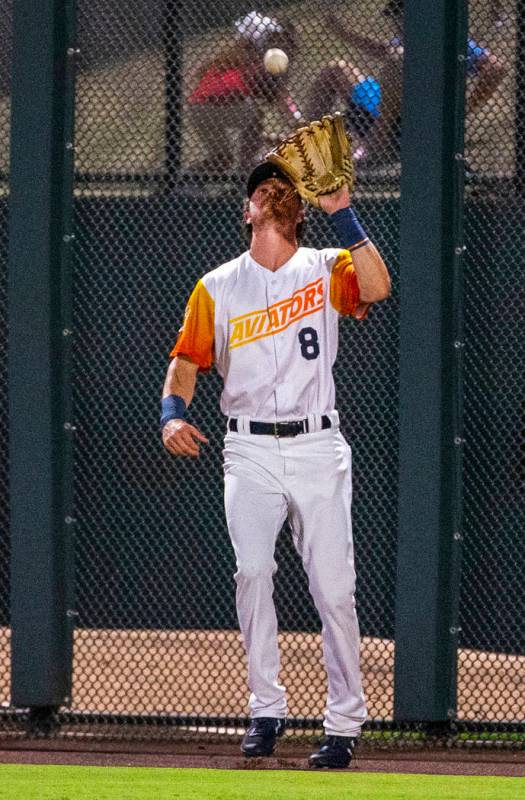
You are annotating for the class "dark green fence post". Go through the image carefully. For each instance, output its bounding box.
[8,1,77,712]
[394,0,467,724]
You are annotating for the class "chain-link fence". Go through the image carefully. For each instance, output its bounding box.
[458,0,525,733]
[0,0,523,748]
[67,0,401,741]
[0,0,12,729]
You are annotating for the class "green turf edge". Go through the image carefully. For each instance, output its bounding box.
[0,765,523,800]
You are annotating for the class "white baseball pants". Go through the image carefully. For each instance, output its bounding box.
[223,416,367,737]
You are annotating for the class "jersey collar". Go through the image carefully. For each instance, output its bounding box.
[246,247,302,275]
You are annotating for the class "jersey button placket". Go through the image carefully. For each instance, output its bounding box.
[270,276,278,302]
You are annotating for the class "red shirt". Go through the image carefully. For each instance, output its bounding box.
[189,63,261,105]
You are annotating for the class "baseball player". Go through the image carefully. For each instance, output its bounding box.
[161,162,390,767]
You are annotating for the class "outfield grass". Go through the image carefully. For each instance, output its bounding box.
[0,765,523,800]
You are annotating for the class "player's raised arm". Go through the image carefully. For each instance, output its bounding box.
[161,355,209,457]
[267,115,390,307]
[320,185,391,304]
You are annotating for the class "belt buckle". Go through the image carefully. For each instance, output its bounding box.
[273,422,280,439]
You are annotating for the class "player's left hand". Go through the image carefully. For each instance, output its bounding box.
[319,185,351,215]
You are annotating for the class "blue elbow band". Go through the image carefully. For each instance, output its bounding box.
[330,207,369,251]
[160,394,187,428]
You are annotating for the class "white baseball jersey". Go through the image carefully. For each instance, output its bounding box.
[170,246,368,420]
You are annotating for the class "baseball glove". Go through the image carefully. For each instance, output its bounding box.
[266,113,354,208]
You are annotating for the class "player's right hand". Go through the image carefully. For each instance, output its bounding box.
[162,419,209,457]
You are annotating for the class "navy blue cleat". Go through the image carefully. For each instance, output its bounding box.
[241,717,286,757]
[308,735,357,769]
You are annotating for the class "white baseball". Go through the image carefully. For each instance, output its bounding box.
[263,48,289,75]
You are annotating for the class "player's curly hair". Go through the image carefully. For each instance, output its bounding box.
[242,199,307,245]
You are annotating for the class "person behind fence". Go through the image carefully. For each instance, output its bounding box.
[305,0,506,163]
[187,10,301,173]
[160,153,391,767]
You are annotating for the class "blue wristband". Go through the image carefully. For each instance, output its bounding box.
[160,394,187,428]
[330,207,369,251]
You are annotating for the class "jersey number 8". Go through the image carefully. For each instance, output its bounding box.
[298,327,320,360]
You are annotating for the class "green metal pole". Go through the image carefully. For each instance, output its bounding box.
[394,0,467,723]
[8,0,77,710]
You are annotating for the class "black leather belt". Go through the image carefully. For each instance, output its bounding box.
[228,416,331,437]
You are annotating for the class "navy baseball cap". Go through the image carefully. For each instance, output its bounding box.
[246,161,291,197]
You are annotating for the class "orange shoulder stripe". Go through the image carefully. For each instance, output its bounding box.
[169,279,215,371]
[329,249,366,318]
